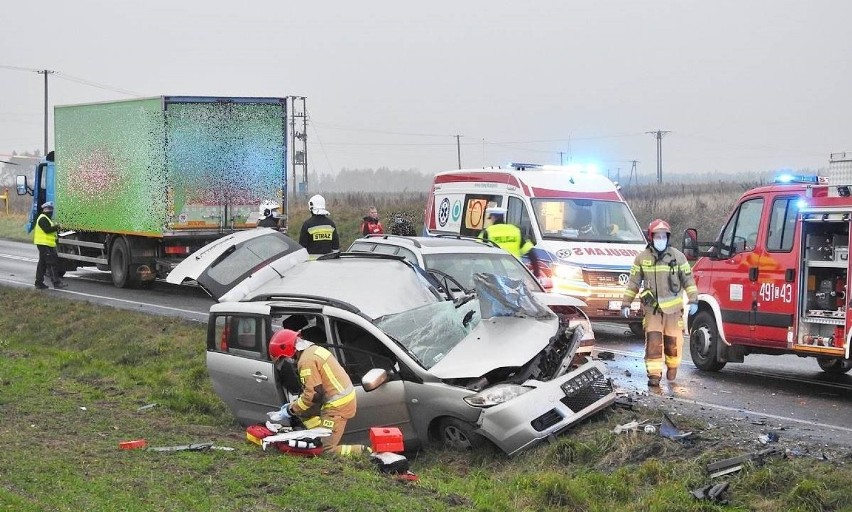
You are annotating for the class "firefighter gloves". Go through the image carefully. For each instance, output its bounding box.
[688,304,698,316]
[267,404,292,422]
[621,306,631,318]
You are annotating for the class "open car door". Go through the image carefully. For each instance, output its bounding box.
[166,228,308,302]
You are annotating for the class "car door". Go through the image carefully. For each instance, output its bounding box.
[206,302,284,426]
[324,310,417,447]
[166,228,308,301]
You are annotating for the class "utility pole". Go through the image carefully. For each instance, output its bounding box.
[646,130,670,183]
[37,70,54,156]
[628,160,639,185]
[455,134,462,169]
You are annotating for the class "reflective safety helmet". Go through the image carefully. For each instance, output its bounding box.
[259,200,280,218]
[648,219,671,238]
[308,194,329,215]
[269,329,299,359]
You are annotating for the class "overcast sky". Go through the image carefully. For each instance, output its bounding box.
[2,0,850,179]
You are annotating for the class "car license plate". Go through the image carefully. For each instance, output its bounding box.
[609,301,640,311]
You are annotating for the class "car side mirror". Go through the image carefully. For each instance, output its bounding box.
[361,368,388,392]
[682,228,698,261]
[15,175,29,196]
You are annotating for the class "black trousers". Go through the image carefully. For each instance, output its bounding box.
[35,245,60,285]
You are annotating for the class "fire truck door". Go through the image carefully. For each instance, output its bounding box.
[753,196,801,347]
[714,198,765,344]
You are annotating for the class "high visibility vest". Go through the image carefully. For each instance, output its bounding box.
[33,214,57,248]
[479,223,532,257]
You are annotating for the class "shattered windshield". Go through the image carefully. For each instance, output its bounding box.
[532,198,645,243]
[376,300,481,369]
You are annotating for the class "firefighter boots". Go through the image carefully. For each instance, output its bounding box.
[648,375,661,387]
[666,367,677,381]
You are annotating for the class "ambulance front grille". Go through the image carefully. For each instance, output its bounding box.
[584,270,629,289]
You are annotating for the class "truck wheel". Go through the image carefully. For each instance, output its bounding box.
[689,311,726,371]
[816,357,852,374]
[110,238,131,288]
[628,322,644,337]
[437,418,486,451]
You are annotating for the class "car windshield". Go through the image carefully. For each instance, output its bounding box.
[532,198,645,243]
[422,252,540,291]
[376,300,481,369]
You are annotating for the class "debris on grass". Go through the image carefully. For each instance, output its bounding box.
[706,447,784,478]
[690,481,730,504]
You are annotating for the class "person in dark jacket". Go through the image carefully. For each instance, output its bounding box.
[33,201,66,289]
[256,200,280,228]
[299,195,339,256]
[360,206,384,236]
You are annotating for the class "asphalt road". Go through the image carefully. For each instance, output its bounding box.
[1,238,849,450]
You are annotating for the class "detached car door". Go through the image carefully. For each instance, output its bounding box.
[206,303,284,426]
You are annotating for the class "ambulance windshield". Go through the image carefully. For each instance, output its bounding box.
[532,199,645,242]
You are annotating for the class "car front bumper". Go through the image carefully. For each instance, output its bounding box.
[476,360,616,456]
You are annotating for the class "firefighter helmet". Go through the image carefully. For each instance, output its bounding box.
[308,195,329,215]
[269,329,299,359]
[648,219,671,237]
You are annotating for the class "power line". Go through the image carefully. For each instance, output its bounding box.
[53,72,143,97]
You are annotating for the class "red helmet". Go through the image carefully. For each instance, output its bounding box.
[269,329,299,359]
[648,219,671,237]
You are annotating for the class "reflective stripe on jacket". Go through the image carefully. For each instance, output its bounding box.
[33,214,57,247]
[479,223,533,258]
[621,246,697,315]
[291,345,356,419]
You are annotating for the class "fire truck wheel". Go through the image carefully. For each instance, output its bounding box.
[689,311,726,371]
[816,357,852,374]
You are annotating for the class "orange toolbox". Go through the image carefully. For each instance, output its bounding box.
[369,426,405,453]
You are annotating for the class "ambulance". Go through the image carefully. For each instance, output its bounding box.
[683,152,852,374]
[423,163,648,327]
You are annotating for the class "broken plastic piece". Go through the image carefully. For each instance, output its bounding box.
[147,442,214,452]
[758,432,779,444]
[137,403,157,411]
[660,413,693,441]
[707,447,783,478]
[691,482,730,504]
[119,439,147,450]
[612,420,647,434]
[597,351,615,361]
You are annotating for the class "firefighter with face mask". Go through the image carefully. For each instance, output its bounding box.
[267,329,369,456]
[620,219,698,387]
[299,195,340,257]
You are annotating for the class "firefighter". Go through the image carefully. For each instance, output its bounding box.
[298,195,340,256]
[33,201,66,290]
[620,219,698,387]
[256,200,280,228]
[267,329,369,456]
[479,206,541,277]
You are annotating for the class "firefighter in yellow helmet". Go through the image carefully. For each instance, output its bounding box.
[267,329,369,456]
[478,206,541,277]
[620,219,698,387]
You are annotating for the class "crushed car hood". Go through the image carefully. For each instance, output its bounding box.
[427,315,559,379]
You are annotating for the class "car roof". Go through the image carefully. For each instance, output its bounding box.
[351,235,501,254]
[245,254,444,319]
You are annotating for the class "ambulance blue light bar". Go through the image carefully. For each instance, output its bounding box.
[773,174,821,184]
[510,162,600,173]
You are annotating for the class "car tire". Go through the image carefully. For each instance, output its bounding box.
[438,417,486,451]
[816,357,852,374]
[689,310,726,371]
[110,237,130,288]
[628,322,644,337]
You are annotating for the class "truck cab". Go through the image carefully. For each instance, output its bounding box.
[684,165,852,374]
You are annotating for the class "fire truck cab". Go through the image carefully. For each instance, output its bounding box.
[683,153,852,374]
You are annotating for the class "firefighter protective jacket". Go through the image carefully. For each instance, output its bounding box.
[289,345,356,420]
[33,213,59,247]
[298,215,340,255]
[621,245,698,315]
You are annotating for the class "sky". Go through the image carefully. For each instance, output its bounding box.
[2,0,851,181]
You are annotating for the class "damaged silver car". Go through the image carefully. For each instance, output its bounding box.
[168,228,616,455]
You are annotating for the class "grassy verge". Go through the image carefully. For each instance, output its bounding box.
[1,287,850,511]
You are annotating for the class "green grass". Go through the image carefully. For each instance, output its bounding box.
[1,287,851,511]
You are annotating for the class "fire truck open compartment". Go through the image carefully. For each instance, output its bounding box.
[798,212,849,356]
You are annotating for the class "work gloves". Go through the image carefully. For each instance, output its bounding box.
[266,403,292,422]
[688,303,698,316]
[621,306,631,318]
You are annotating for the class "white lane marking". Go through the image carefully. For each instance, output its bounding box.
[0,253,37,262]
[664,396,852,434]
[0,276,207,320]
[599,347,852,392]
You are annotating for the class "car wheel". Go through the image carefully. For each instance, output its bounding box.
[816,357,852,374]
[110,237,130,288]
[689,311,726,371]
[438,418,486,451]
[628,322,644,337]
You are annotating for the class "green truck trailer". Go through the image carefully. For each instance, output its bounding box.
[16,96,290,287]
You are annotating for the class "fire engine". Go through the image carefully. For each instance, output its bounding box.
[683,152,852,374]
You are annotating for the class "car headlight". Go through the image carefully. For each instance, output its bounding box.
[463,384,533,407]
[553,263,583,281]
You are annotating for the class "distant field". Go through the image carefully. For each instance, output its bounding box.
[0,181,751,248]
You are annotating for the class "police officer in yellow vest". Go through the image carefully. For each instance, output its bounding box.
[478,206,541,277]
[620,219,697,387]
[33,201,67,290]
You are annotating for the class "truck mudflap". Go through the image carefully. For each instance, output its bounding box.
[476,361,615,456]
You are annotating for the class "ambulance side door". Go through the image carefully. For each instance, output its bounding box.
[754,195,801,347]
[713,197,765,344]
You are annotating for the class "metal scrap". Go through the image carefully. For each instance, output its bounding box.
[706,447,784,478]
[147,442,234,452]
[691,482,730,504]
